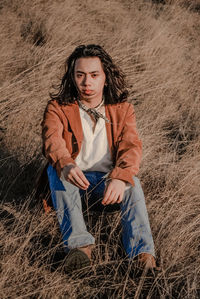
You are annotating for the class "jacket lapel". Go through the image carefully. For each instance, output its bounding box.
[61,102,83,152]
[105,105,114,158]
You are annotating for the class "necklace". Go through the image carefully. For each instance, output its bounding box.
[93,99,104,111]
[78,99,109,123]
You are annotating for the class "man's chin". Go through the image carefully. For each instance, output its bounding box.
[82,92,94,97]
[80,94,95,100]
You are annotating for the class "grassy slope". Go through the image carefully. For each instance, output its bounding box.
[0,0,200,298]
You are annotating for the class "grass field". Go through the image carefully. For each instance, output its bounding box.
[0,0,200,298]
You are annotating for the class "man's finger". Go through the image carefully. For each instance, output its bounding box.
[68,172,88,189]
[76,169,90,186]
[68,176,88,190]
[117,193,123,203]
[110,194,120,204]
[74,173,89,189]
[70,167,89,187]
[102,187,112,205]
[105,192,117,205]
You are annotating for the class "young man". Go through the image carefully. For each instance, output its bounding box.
[42,44,156,272]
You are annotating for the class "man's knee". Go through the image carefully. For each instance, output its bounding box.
[123,176,145,204]
[133,176,142,189]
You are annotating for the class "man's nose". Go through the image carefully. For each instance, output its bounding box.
[83,75,91,85]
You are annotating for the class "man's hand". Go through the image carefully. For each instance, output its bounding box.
[102,179,126,205]
[62,164,90,190]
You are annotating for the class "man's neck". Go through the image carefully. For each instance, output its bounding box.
[80,98,103,109]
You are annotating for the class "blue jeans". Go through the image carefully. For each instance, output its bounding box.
[47,165,155,258]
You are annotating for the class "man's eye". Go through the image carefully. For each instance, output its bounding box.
[92,74,98,78]
[76,74,82,78]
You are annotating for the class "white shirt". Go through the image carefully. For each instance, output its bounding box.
[75,107,113,172]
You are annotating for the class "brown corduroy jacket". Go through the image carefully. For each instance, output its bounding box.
[41,100,142,186]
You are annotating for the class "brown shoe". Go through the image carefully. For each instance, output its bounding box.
[137,253,159,270]
[64,249,91,273]
[78,245,93,260]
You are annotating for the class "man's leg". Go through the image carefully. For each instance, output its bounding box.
[47,164,95,250]
[120,177,156,266]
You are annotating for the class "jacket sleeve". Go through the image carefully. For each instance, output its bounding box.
[108,104,142,185]
[41,101,75,176]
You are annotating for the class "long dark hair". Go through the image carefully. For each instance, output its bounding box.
[50,44,128,104]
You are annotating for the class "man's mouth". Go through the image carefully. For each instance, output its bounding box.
[83,90,93,95]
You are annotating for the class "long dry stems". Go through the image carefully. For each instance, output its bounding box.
[0,0,200,298]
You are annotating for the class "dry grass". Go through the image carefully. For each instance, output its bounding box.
[0,0,200,298]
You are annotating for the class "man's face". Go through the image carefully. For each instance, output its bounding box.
[74,57,106,105]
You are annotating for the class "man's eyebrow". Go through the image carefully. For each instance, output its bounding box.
[90,71,100,73]
[75,70,100,73]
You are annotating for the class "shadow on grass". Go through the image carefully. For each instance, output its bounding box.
[0,144,44,206]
